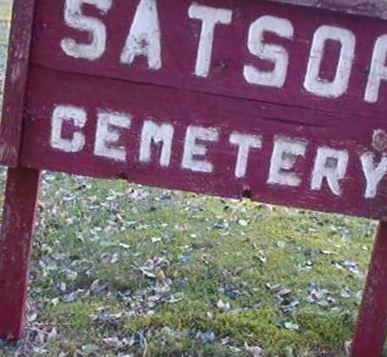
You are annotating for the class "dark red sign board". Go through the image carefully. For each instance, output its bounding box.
[0,0,386,355]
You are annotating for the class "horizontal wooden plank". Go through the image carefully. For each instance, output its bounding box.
[30,0,387,124]
[21,66,387,219]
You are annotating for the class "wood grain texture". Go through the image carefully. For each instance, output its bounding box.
[0,0,35,166]
[0,168,41,341]
[351,221,387,356]
[270,0,387,20]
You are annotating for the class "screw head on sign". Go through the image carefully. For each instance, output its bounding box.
[372,129,387,152]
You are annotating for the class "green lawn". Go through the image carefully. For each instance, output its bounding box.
[0,5,9,73]
[0,2,385,356]
[0,175,379,356]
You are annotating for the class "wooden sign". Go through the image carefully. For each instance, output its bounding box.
[0,0,386,355]
[3,0,386,220]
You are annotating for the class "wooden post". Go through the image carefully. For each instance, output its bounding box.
[0,167,41,342]
[0,0,36,167]
[351,221,387,356]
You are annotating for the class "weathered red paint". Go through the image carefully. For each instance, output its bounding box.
[18,0,387,219]
[0,0,386,352]
[0,0,35,166]
[351,221,387,356]
[0,168,41,341]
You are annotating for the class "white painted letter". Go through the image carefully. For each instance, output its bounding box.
[189,4,232,78]
[229,132,262,178]
[311,147,349,196]
[361,152,387,198]
[182,126,219,173]
[61,0,112,60]
[268,137,307,187]
[120,0,162,70]
[94,111,131,162]
[365,35,387,103]
[244,16,294,88]
[304,25,355,98]
[51,105,87,153]
[139,120,174,166]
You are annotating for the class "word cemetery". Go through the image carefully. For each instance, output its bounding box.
[50,104,385,201]
[0,0,386,356]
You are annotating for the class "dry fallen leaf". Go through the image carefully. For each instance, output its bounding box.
[245,343,265,357]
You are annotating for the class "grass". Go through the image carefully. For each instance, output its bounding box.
[1,174,379,356]
[0,2,385,356]
[0,0,10,23]
[0,5,9,73]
